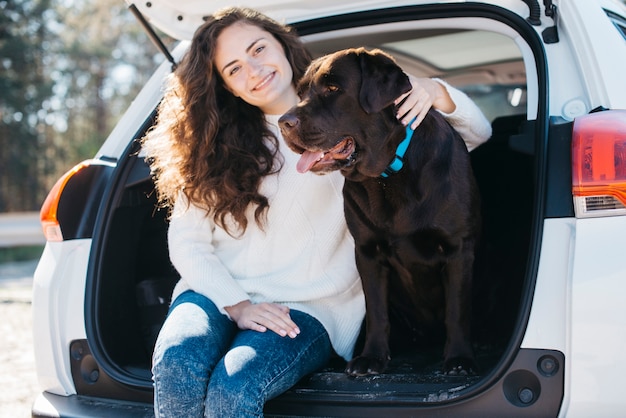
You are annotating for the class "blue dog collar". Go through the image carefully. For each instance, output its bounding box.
[381,118,417,178]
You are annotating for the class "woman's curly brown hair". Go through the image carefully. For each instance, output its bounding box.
[141,7,312,236]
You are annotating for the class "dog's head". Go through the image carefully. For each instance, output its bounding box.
[279,48,412,180]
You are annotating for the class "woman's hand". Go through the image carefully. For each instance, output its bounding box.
[395,75,456,129]
[225,300,301,338]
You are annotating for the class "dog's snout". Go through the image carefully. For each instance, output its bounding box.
[278,113,300,132]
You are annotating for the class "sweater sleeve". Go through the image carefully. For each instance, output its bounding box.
[167,194,250,316]
[434,78,493,152]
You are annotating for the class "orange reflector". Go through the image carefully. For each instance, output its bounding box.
[572,110,626,217]
[39,160,94,242]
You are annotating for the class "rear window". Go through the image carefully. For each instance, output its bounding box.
[381,30,521,71]
[379,29,525,122]
[305,26,527,122]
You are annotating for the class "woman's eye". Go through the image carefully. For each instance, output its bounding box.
[254,45,265,55]
[228,66,240,76]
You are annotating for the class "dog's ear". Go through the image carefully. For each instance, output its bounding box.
[357,49,412,114]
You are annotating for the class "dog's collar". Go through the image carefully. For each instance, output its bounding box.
[381,118,417,178]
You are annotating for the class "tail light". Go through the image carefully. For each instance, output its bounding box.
[572,110,626,218]
[40,160,94,242]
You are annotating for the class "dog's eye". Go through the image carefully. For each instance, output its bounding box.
[324,84,340,94]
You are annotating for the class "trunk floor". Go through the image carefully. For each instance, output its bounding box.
[282,344,503,401]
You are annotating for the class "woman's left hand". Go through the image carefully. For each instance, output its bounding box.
[225,300,301,338]
[394,75,456,130]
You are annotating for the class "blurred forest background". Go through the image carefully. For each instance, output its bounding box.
[3,0,626,214]
[0,0,173,213]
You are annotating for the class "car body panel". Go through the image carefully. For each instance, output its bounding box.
[125,0,530,41]
[557,0,626,110]
[568,216,626,417]
[522,216,626,418]
[32,392,153,418]
[32,240,91,396]
[521,218,573,354]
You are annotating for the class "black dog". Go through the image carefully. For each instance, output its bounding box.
[279,48,480,376]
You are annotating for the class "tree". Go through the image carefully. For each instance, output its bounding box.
[48,0,173,180]
[0,0,174,212]
[0,0,56,211]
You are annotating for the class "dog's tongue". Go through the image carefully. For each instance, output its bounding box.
[296,150,325,173]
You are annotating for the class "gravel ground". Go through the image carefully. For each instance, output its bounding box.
[0,260,39,418]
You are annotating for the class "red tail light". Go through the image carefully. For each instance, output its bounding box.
[572,110,626,217]
[40,160,94,242]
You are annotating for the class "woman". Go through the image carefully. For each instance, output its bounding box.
[142,6,491,418]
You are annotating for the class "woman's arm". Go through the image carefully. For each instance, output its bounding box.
[395,76,492,151]
[168,194,300,337]
[168,194,250,311]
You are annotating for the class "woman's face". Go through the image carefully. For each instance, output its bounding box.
[214,22,298,115]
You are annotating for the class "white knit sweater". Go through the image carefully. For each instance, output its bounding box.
[167,83,491,360]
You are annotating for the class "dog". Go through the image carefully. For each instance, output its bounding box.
[279,47,480,377]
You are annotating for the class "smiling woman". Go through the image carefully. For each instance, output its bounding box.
[139,5,493,416]
[214,22,297,114]
[142,8,358,417]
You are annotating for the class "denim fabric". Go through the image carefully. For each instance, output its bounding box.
[152,290,332,418]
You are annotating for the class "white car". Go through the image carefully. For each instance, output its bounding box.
[32,0,626,416]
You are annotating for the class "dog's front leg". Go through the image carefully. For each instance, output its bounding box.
[442,239,477,375]
[345,248,391,376]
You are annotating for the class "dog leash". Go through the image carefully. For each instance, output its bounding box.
[381,117,417,178]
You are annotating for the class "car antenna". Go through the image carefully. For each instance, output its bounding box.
[128,3,178,71]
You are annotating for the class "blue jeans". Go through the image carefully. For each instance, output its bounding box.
[152,291,332,418]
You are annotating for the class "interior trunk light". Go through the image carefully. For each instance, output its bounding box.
[572,110,626,218]
[40,160,94,242]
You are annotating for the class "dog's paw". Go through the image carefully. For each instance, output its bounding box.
[443,357,478,376]
[345,355,390,376]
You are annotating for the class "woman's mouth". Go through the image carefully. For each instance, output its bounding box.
[252,72,275,91]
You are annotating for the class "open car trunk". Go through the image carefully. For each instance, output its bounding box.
[77,3,564,416]
[77,112,536,411]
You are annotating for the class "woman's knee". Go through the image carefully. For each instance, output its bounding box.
[153,338,210,383]
[152,292,236,379]
[204,311,332,415]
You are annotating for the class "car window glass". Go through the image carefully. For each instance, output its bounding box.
[378,29,525,121]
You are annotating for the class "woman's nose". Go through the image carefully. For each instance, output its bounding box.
[248,59,263,77]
